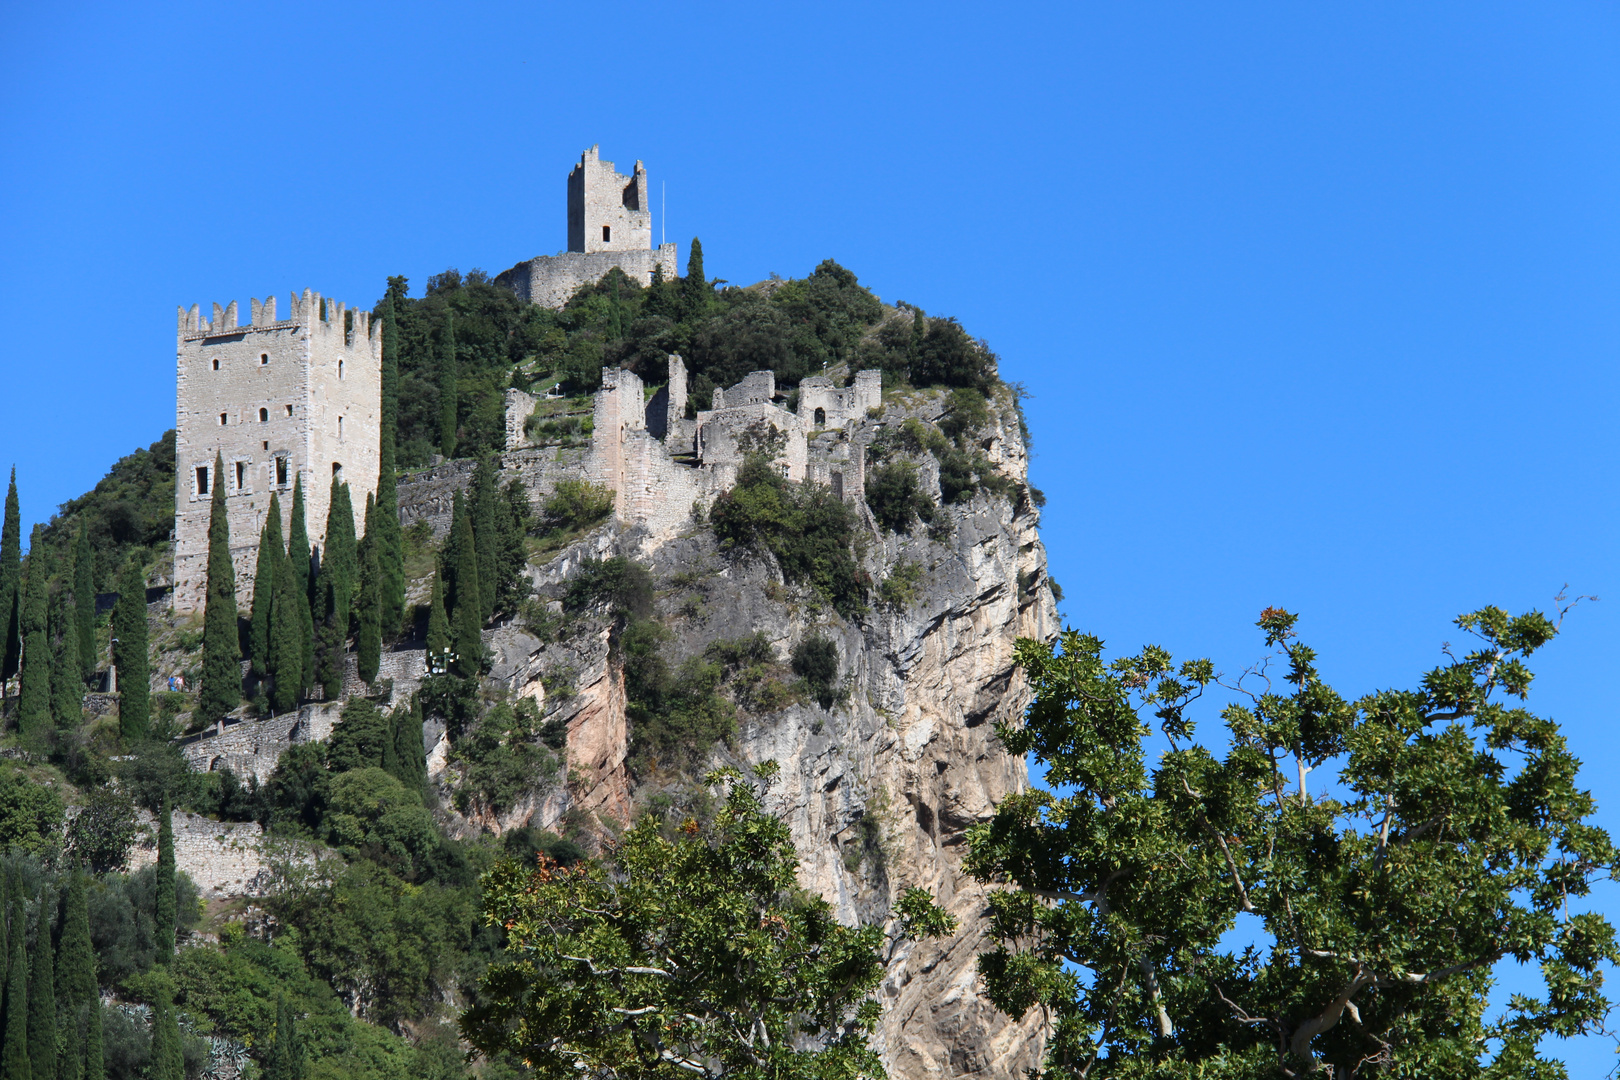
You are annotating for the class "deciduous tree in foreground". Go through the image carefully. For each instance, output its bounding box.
[967,605,1617,1078]
[463,766,956,1080]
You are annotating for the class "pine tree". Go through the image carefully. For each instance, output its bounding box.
[26,893,55,1080]
[438,312,458,459]
[265,997,305,1080]
[682,237,708,322]
[50,593,81,730]
[74,519,95,682]
[287,476,314,693]
[149,989,182,1080]
[377,295,406,636]
[154,797,175,964]
[390,697,427,794]
[249,494,284,678]
[113,556,149,744]
[447,494,482,677]
[55,873,96,1010]
[1,469,21,693]
[470,456,500,622]
[1,933,30,1080]
[198,454,240,723]
[17,529,51,737]
[425,568,449,664]
[268,548,303,715]
[356,496,381,685]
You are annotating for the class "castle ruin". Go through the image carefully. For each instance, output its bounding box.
[495,146,680,308]
[172,290,381,613]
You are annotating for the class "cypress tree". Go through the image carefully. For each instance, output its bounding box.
[682,237,708,322]
[425,568,449,664]
[378,295,405,636]
[437,312,458,460]
[74,519,95,682]
[391,697,427,794]
[113,556,149,744]
[1,934,29,1080]
[356,497,381,685]
[17,530,51,737]
[50,593,81,730]
[1,469,21,693]
[26,893,55,1080]
[149,989,182,1080]
[198,453,240,723]
[249,494,284,678]
[81,1003,102,1080]
[154,796,175,963]
[265,997,305,1080]
[55,873,96,1010]
[313,482,356,699]
[447,495,482,677]
[287,477,314,693]
[267,549,303,715]
[469,456,500,622]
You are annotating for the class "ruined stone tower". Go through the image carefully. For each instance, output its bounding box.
[172,291,382,614]
[496,145,679,308]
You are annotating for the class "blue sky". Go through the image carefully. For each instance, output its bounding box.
[3,0,1617,1069]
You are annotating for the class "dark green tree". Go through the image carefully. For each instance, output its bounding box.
[74,518,95,681]
[55,872,97,1008]
[268,548,304,715]
[265,996,305,1080]
[16,529,51,737]
[497,479,533,616]
[446,494,482,677]
[682,237,708,322]
[389,697,427,793]
[149,987,182,1080]
[0,469,20,693]
[376,295,406,637]
[314,481,357,699]
[967,607,1620,1077]
[438,312,458,459]
[425,568,449,663]
[1,933,29,1080]
[50,593,81,730]
[198,454,241,722]
[81,1003,102,1080]
[356,496,381,685]
[25,893,54,1080]
[154,796,175,963]
[469,456,500,622]
[112,556,149,744]
[287,475,315,691]
[249,493,284,678]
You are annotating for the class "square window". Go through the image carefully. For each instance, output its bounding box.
[285,404,293,417]
[219,412,228,425]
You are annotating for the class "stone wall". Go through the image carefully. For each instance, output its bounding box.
[128,809,272,899]
[568,146,652,254]
[173,290,381,613]
[178,701,342,783]
[503,388,537,451]
[494,247,679,310]
[395,447,590,539]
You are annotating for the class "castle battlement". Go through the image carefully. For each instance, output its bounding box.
[172,288,382,614]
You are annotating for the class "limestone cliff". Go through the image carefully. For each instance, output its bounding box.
[440,384,1057,1079]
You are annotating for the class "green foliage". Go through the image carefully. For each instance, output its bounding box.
[199,454,241,723]
[709,458,866,617]
[287,476,315,695]
[967,608,1619,1077]
[539,479,613,535]
[323,769,439,879]
[111,556,149,743]
[66,788,134,874]
[148,985,183,1080]
[51,595,83,729]
[36,434,176,604]
[864,460,935,535]
[876,560,924,610]
[251,493,284,678]
[266,997,306,1080]
[424,569,450,662]
[154,798,175,964]
[328,698,392,774]
[562,557,653,618]
[446,493,483,678]
[315,481,357,700]
[869,416,1013,510]
[356,496,382,685]
[462,772,890,1080]
[438,312,459,459]
[624,622,735,776]
[75,517,96,680]
[19,528,51,737]
[26,887,57,1080]
[86,866,200,990]
[791,636,840,710]
[388,698,428,795]
[57,871,99,1009]
[268,544,306,714]
[2,468,24,688]
[450,699,560,816]
[3,933,31,1080]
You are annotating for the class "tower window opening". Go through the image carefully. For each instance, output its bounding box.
[262,441,269,451]
[285,404,293,417]
[212,358,220,370]
[338,359,344,379]
[235,461,245,490]
[276,457,288,485]
[332,462,343,481]
[259,407,268,422]
[602,225,611,242]
[219,412,228,425]
[196,467,209,495]
[338,416,343,439]
[260,353,268,365]
[814,407,826,427]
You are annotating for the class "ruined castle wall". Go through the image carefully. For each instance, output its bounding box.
[694,402,808,482]
[396,448,591,539]
[797,370,882,431]
[504,388,537,451]
[129,809,272,899]
[494,247,679,310]
[173,291,381,613]
[178,701,342,783]
[568,146,652,254]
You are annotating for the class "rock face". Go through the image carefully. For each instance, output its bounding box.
[458,385,1057,1079]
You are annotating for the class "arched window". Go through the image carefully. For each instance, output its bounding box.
[338,359,344,379]
[285,404,293,417]
[212,358,220,371]
[332,462,343,482]
[259,408,268,422]
[337,416,343,440]
[814,407,826,427]
[219,412,228,425]
[260,353,269,365]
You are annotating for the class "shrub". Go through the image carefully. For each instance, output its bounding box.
[792,636,841,710]
[451,700,561,816]
[878,561,925,610]
[563,556,655,617]
[540,479,613,533]
[865,461,935,534]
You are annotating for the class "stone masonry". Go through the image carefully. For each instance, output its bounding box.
[173,290,381,613]
[496,146,678,309]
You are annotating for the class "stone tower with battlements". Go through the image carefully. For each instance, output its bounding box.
[172,290,381,614]
[496,145,679,308]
